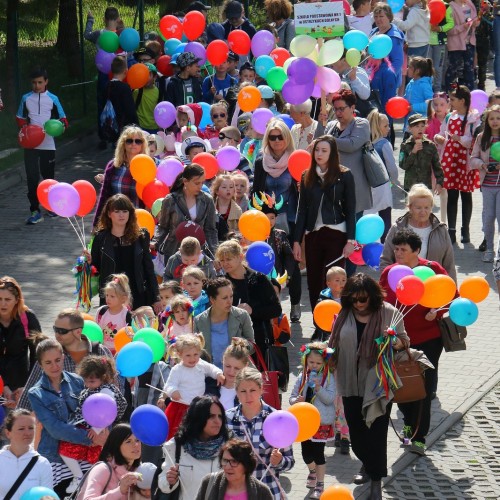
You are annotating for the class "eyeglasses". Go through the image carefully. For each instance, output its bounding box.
[334,105,350,113]
[148,140,156,145]
[212,113,226,119]
[433,92,448,99]
[53,325,80,335]
[219,132,240,143]
[125,138,144,145]
[351,296,369,304]
[268,134,284,141]
[220,458,240,468]
[138,57,152,63]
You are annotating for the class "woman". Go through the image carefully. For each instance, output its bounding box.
[93,126,148,226]
[0,277,40,407]
[290,100,318,151]
[380,184,456,282]
[158,396,231,500]
[329,274,409,500]
[27,338,108,496]
[89,194,161,311]
[194,277,254,368]
[216,240,281,356]
[76,424,142,499]
[195,439,273,500]
[226,367,294,500]
[293,136,356,308]
[0,409,53,499]
[264,0,295,50]
[153,164,218,261]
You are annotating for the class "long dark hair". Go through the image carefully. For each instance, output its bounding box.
[480,104,500,151]
[450,85,471,134]
[97,194,141,243]
[171,163,205,193]
[99,424,141,469]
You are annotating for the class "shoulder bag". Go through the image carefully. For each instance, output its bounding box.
[4,456,39,500]
[438,313,467,352]
[362,141,390,188]
[392,347,426,404]
[252,342,281,409]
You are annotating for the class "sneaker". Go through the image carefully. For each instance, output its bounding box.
[66,476,82,494]
[334,432,341,447]
[482,251,494,263]
[300,267,307,275]
[45,210,58,218]
[306,471,317,489]
[290,303,301,323]
[309,482,324,499]
[478,239,487,252]
[410,441,426,456]
[26,211,43,225]
[340,438,350,455]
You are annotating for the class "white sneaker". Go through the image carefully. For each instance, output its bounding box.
[66,476,82,494]
[482,251,494,263]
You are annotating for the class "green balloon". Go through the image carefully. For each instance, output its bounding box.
[44,119,64,137]
[345,48,361,68]
[266,67,287,92]
[83,320,104,343]
[491,142,500,162]
[99,31,120,53]
[413,265,436,282]
[134,328,166,363]
[152,198,163,218]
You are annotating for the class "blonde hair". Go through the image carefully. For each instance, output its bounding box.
[171,333,205,356]
[179,236,201,256]
[103,273,132,306]
[0,276,28,319]
[368,110,389,143]
[326,266,346,280]
[231,173,249,192]
[262,119,295,156]
[407,183,434,208]
[216,239,244,261]
[373,2,394,21]
[114,126,148,167]
[210,101,228,117]
[223,337,250,363]
[211,174,235,199]
[182,265,206,284]
[235,366,263,389]
[159,281,183,295]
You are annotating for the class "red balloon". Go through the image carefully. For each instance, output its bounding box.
[206,40,229,66]
[385,97,411,119]
[348,245,365,265]
[228,30,251,56]
[183,11,206,41]
[0,376,4,395]
[270,47,291,67]
[142,180,170,209]
[159,15,183,40]
[18,125,45,149]
[73,180,97,217]
[156,55,174,77]
[429,0,446,25]
[37,179,58,211]
[396,275,425,306]
[288,150,312,181]
[192,152,219,180]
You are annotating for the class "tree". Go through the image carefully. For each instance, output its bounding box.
[5,0,19,111]
[56,0,81,77]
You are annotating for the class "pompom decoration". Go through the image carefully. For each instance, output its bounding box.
[72,256,98,312]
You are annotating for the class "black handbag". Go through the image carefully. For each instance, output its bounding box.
[438,313,467,352]
[266,344,290,392]
[362,142,390,188]
[355,89,383,118]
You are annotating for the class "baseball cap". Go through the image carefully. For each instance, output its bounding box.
[408,114,427,126]
[170,53,180,66]
[237,112,252,133]
[133,47,156,61]
[239,61,255,73]
[145,63,157,74]
[228,51,240,62]
[226,1,243,18]
[258,85,274,99]
[177,51,201,69]
[186,1,211,12]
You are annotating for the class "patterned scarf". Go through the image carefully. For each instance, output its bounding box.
[183,435,225,460]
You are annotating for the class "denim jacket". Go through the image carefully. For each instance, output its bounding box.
[28,371,92,463]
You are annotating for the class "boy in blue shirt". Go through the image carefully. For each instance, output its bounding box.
[202,58,237,104]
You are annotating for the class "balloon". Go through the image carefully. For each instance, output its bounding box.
[413,265,436,281]
[270,47,291,67]
[37,179,58,210]
[48,182,80,218]
[396,275,425,305]
[183,42,206,65]
[136,208,156,235]
[318,39,344,66]
[385,96,411,119]
[95,49,115,73]
[283,56,297,73]
[164,38,182,56]
[263,410,299,448]
[176,220,206,245]
[0,405,4,427]
[246,241,275,274]
[288,150,312,181]
[127,63,149,89]
[44,119,64,137]
[216,146,241,171]
[348,245,365,265]
[192,152,219,180]
[459,276,489,303]
[355,214,384,244]
[343,0,352,14]
[238,86,261,112]
[238,210,271,241]
[183,10,206,41]
[0,376,4,395]
[130,154,156,185]
[206,40,229,65]
[134,328,166,363]
[154,101,176,129]
[362,242,384,269]
[228,30,251,55]
[449,298,479,327]
[83,320,104,343]
[72,180,97,217]
[114,327,133,353]
[470,89,489,114]
[419,274,456,308]
[157,158,184,186]
[82,313,95,322]
[388,0,406,13]
[321,484,354,500]
[152,198,163,217]
[428,0,447,24]
[251,108,274,135]
[290,35,317,57]
[82,393,117,428]
[266,67,287,91]
[131,404,169,446]
[281,79,314,106]
[316,67,342,93]
[116,342,153,377]
[20,487,60,500]
[136,182,146,200]
[18,124,45,149]
[305,46,319,64]
[287,402,321,442]
[276,113,295,129]
[343,29,369,51]
[388,265,414,292]
[120,28,140,52]
[199,101,213,130]
[160,15,183,40]
[251,30,275,57]
[142,180,169,209]
[345,48,361,68]
[313,300,342,331]
[287,58,317,85]
[156,55,174,77]
[255,55,276,79]
[368,34,393,59]
[98,31,119,52]
[491,142,500,162]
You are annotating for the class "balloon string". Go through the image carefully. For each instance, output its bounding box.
[163,447,188,494]
[389,298,400,326]
[81,216,86,247]
[67,217,86,248]
[74,216,85,248]
[325,254,344,268]
[393,304,418,326]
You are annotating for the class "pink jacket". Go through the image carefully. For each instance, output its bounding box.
[77,461,133,500]
[470,132,492,185]
[447,0,477,51]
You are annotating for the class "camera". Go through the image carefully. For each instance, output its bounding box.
[487,163,498,173]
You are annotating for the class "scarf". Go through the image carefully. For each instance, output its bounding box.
[316,166,326,180]
[262,149,290,178]
[183,435,225,460]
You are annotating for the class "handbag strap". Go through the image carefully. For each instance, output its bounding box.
[252,342,270,372]
[389,400,423,443]
[4,455,39,500]
[204,472,217,500]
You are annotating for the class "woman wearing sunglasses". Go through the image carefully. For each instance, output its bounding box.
[203,102,230,150]
[93,125,148,227]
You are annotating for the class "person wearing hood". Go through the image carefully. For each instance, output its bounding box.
[175,103,203,140]
[393,0,431,57]
[164,52,203,107]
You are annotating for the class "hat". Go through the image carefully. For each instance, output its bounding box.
[240,61,255,73]
[145,62,157,74]
[136,462,156,489]
[408,114,427,126]
[133,47,156,61]
[207,23,225,44]
[177,51,201,69]
[181,136,208,156]
[171,53,180,66]
[258,85,274,99]
[225,1,243,18]
[237,112,252,133]
[177,104,203,127]
[228,51,240,62]
[186,1,211,12]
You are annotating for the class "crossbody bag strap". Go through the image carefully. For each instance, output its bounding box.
[172,195,191,221]
[4,456,39,500]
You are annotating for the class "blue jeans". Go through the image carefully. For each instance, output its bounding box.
[407,45,429,58]
[429,44,446,92]
[494,16,500,87]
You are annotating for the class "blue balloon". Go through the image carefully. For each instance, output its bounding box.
[116,342,153,377]
[164,38,182,56]
[449,298,478,327]
[362,242,384,269]
[355,214,385,244]
[276,114,295,129]
[255,55,276,78]
[199,101,213,131]
[343,29,369,51]
[246,241,275,275]
[119,28,140,52]
[202,184,211,194]
[388,0,405,13]
[0,405,4,427]
[368,35,393,60]
[131,404,169,446]
[20,487,60,500]
[174,42,188,55]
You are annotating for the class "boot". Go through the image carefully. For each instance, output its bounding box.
[290,303,301,322]
[353,465,369,485]
[448,228,456,244]
[461,227,470,244]
[369,480,382,500]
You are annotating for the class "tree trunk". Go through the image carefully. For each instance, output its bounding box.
[56,0,81,77]
[5,0,19,111]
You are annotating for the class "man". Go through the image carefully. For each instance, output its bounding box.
[185,0,211,18]
[165,52,203,107]
[222,1,257,43]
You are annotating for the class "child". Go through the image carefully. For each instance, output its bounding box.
[239,61,256,84]
[147,134,165,160]
[211,175,243,236]
[182,265,210,315]
[162,294,194,338]
[404,57,435,127]
[16,66,68,224]
[159,281,183,310]
[393,0,431,57]
[131,462,156,499]
[347,0,373,35]
[242,122,264,168]
[133,63,159,133]
[59,356,128,493]
[227,51,240,79]
[165,51,203,107]
[95,273,133,353]
[202,58,237,104]
[204,102,230,149]
[232,172,250,213]
[289,342,336,499]
[163,333,224,439]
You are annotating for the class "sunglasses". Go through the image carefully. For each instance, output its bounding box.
[352,296,369,304]
[53,325,80,335]
[212,113,226,119]
[125,138,144,145]
[268,134,284,141]
[219,132,240,143]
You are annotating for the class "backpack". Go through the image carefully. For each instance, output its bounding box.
[66,461,112,500]
[100,99,119,142]
[96,305,133,325]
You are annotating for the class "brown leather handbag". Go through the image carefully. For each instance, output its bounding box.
[392,348,426,404]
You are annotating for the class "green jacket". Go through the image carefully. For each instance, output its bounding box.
[429,5,455,45]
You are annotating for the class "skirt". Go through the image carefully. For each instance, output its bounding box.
[311,424,335,443]
[59,440,101,464]
[165,401,189,441]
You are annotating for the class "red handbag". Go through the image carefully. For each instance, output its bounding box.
[252,343,281,409]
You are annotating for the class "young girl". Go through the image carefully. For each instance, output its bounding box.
[289,343,336,499]
[393,0,431,58]
[232,172,250,213]
[182,265,210,316]
[162,294,194,339]
[203,102,229,149]
[435,85,480,243]
[95,274,133,353]
[159,281,183,310]
[59,356,128,494]
[404,57,434,128]
[211,175,243,236]
[471,104,500,263]
[163,333,224,439]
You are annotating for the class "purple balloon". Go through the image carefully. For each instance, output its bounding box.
[263,410,299,448]
[82,393,118,428]
[251,108,274,135]
[470,90,488,114]
[185,41,207,66]
[311,82,322,98]
[287,58,318,85]
[48,182,81,218]
[154,101,176,129]
[216,146,241,171]
[388,265,414,292]
[251,30,276,57]
[157,158,184,187]
[95,49,115,73]
[281,79,315,105]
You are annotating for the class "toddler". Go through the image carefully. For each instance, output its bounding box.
[182,265,210,315]
[404,56,434,132]
[162,294,194,339]
[211,175,243,235]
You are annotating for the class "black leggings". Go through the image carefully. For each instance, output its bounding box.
[447,189,473,231]
[301,439,326,465]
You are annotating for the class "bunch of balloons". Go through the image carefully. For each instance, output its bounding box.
[129,154,170,209]
[353,214,385,269]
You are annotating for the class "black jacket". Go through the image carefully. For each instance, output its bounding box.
[107,80,139,130]
[222,18,257,40]
[163,74,203,108]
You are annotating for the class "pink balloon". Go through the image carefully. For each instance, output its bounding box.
[251,108,274,135]
[316,67,341,93]
[82,393,118,428]
[470,90,488,114]
[216,146,241,171]
[47,182,81,218]
[251,30,276,57]
[157,158,184,187]
[154,102,176,129]
[281,79,315,105]
[312,82,322,98]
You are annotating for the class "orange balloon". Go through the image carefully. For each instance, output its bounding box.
[81,313,96,322]
[127,63,150,89]
[192,153,219,180]
[114,327,133,353]
[237,86,262,112]
[459,276,489,303]
[130,154,156,185]
[289,150,312,181]
[321,484,354,500]
[419,274,456,308]
[136,208,155,236]
[313,300,341,331]
[136,182,146,200]
[287,402,321,442]
[238,210,271,241]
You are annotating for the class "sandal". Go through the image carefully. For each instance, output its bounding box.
[306,470,317,489]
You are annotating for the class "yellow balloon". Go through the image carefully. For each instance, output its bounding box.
[288,402,321,442]
[318,39,344,66]
[345,48,361,67]
[283,56,297,73]
[306,47,319,64]
[290,35,317,57]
